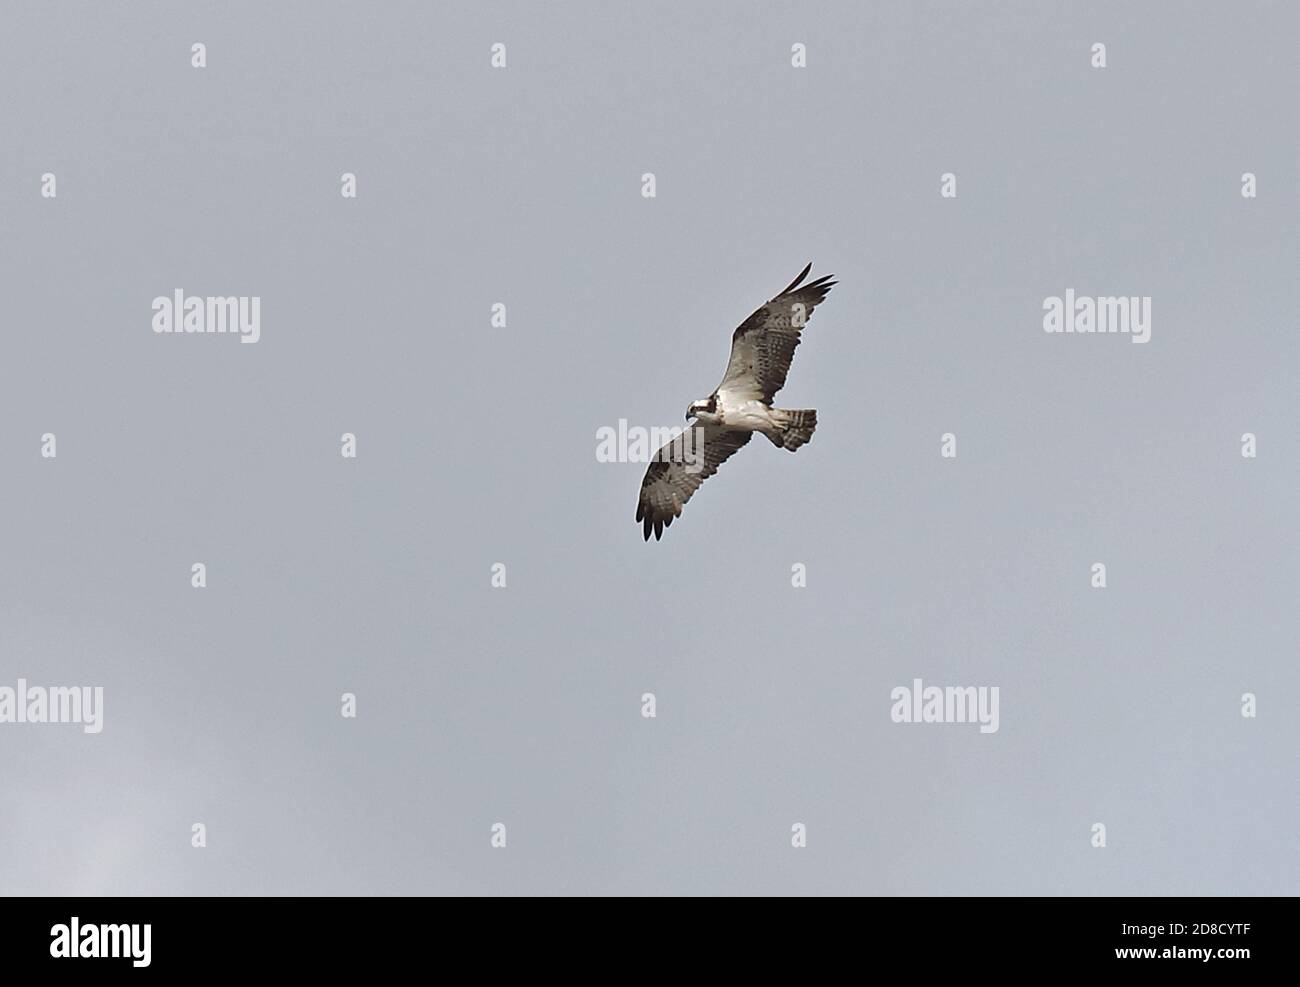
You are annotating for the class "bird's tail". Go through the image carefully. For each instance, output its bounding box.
[769,409,817,451]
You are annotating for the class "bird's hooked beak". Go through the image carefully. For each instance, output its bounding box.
[685,406,696,421]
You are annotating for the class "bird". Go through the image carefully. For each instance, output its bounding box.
[636,263,836,541]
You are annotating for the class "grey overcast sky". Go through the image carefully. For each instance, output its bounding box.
[1,0,1297,895]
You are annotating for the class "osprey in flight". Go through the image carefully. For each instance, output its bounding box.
[636,263,836,541]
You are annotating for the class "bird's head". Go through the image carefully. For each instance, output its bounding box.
[686,395,717,421]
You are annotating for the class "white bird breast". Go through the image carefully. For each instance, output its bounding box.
[718,395,777,432]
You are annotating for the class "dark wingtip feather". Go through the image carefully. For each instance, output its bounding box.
[778,262,814,297]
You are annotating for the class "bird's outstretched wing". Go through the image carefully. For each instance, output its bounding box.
[636,425,753,541]
[717,263,836,403]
